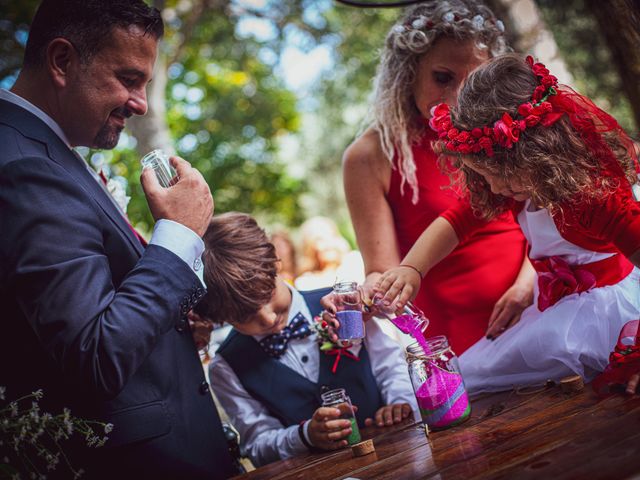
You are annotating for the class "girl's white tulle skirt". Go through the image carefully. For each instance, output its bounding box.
[459,268,640,395]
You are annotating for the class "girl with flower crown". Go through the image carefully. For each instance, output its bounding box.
[376,53,640,394]
[342,0,535,355]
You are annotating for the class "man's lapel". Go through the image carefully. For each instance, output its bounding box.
[0,99,145,256]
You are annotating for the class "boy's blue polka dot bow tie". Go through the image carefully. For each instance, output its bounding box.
[259,313,312,358]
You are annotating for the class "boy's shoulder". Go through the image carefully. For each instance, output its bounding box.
[296,286,332,319]
[216,328,256,358]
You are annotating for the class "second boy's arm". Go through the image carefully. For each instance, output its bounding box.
[209,355,308,467]
[364,319,419,425]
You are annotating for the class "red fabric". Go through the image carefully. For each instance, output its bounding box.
[442,184,640,260]
[592,320,640,396]
[325,347,360,374]
[388,131,527,354]
[531,254,633,311]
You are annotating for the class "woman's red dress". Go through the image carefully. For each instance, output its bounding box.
[387,132,527,353]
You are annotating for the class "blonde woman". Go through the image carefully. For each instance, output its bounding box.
[343,0,534,353]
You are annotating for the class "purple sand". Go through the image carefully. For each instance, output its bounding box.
[336,310,365,339]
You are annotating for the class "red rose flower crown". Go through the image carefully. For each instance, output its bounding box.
[429,56,564,157]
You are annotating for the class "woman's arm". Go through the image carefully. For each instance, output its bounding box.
[343,128,401,300]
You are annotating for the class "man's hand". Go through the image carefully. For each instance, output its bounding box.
[141,156,213,237]
[364,403,413,427]
[307,407,352,450]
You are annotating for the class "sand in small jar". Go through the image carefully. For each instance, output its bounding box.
[336,310,365,340]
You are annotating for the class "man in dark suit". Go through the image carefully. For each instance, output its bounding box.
[0,1,236,478]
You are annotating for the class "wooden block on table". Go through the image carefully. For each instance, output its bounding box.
[560,375,584,394]
[351,439,375,457]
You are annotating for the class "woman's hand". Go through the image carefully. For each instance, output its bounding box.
[485,282,533,340]
[307,407,352,450]
[364,403,413,427]
[375,265,422,309]
[486,257,535,340]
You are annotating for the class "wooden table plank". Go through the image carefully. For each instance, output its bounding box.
[233,386,640,480]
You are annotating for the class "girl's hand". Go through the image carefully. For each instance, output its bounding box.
[485,282,533,340]
[307,407,352,450]
[375,265,422,309]
[364,403,413,427]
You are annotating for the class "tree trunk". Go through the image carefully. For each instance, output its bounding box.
[127,53,174,156]
[486,0,573,84]
[585,0,640,132]
[126,0,174,157]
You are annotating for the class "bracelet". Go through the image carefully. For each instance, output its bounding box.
[298,421,315,452]
[399,264,424,278]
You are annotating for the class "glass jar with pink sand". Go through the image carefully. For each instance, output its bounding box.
[406,336,471,432]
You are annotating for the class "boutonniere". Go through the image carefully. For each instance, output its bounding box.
[313,315,359,374]
[106,178,131,215]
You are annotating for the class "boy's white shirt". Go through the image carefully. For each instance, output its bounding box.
[209,284,418,467]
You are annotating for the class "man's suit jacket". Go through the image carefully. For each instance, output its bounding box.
[0,99,236,479]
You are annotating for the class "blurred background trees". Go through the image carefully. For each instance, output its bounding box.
[1,0,638,241]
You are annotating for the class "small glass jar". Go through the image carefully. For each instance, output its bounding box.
[320,388,361,445]
[406,336,471,432]
[141,149,178,188]
[332,281,365,342]
[372,295,429,337]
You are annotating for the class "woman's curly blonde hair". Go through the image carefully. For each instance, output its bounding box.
[439,53,638,220]
[372,0,508,203]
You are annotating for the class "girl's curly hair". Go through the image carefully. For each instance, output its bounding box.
[438,53,638,220]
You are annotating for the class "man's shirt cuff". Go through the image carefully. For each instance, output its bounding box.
[150,219,206,287]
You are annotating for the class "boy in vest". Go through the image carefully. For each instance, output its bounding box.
[200,212,417,467]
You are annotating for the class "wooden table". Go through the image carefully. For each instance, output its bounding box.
[233,384,640,479]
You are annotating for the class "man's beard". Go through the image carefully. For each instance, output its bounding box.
[93,108,131,149]
[93,124,123,149]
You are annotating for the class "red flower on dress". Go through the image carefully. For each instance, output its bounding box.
[532,256,597,311]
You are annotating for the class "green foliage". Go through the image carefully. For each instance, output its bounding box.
[120,2,314,228]
[0,0,38,85]
[536,0,635,134]
[294,6,396,242]
[2,0,636,233]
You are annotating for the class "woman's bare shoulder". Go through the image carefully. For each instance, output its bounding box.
[343,127,390,175]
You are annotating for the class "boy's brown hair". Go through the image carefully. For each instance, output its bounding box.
[196,212,277,325]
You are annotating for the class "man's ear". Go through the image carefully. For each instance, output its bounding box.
[46,38,78,88]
